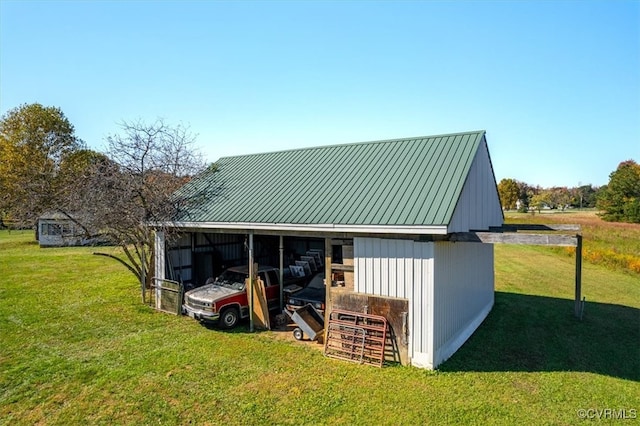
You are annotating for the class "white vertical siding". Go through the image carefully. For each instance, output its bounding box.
[354,237,434,368]
[432,242,494,367]
[448,136,503,233]
[355,237,431,299]
[354,238,494,370]
[154,231,166,310]
[154,231,166,281]
[414,242,434,364]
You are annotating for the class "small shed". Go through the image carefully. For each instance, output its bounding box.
[37,212,106,247]
[154,130,504,369]
[37,212,85,247]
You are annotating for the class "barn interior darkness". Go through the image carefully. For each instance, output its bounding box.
[165,232,341,289]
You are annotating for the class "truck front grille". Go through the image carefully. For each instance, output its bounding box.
[186,295,209,310]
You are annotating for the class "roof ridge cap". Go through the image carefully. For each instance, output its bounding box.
[217,130,486,161]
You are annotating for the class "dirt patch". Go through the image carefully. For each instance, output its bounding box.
[268,318,325,350]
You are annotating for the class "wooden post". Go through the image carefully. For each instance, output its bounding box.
[279,235,284,311]
[324,238,333,342]
[141,243,146,304]
[574,234,583,318]
[154,231,165,310]
[249,232,254,332]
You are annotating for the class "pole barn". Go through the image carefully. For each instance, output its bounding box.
[154,130,522,369]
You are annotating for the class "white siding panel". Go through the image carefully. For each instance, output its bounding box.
[354,237,434,367]
[373,240,381,295]
[154,231,166,281]
[355,237,430,299]
[365,238,374,294]
[448,136,503,233]
[432,242,494,367]
[414,241,434,358]
[350,238,495,369]
[403,242,413,299]
[388,240,398,298]
[154,231,166,310]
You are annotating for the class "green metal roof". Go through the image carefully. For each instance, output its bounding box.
[175,130,487,230]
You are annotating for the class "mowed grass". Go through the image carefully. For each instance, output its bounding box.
[1,226,639,425]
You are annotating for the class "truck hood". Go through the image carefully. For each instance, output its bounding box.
[185,284,242,303]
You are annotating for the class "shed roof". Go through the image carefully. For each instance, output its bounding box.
[39,211,78,221]
[173,130,498,234]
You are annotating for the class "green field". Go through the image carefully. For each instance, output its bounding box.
[504,210,640,274]
[1,222,638,425]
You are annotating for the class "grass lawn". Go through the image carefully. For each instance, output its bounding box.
[1,224,638,425]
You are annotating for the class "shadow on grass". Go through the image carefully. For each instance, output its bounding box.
[200,320,250,334]
[439,291,640,381]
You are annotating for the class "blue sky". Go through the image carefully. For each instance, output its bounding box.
[1,0,638,188]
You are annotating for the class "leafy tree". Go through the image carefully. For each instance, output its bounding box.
[515,181,537,212]
[498,178,520,210]
[0,103,84,226]
[530,192,549,213]
[548,187,572,210]
[57,149,109,187]
[597,160,640,223]
[528,187,571,211]
[70,119,209,297]
[594,185,609,210]
[570,184,598,209]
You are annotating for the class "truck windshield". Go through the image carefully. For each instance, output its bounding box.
[214,270,248,291]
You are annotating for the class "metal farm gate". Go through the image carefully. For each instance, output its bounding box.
[324,310,389,367]
[148,278,184,315]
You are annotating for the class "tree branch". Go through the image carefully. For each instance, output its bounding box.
[93,251,140,278]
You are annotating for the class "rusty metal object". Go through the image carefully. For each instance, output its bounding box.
[284,304,325,342]
[330,293,409,365]
[324,309,388,367]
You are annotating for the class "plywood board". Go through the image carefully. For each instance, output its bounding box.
[250,278,270,330]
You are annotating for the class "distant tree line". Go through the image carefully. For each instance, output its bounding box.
[498,159,640,223]
[0,103,210,296]
[497,179,599,212]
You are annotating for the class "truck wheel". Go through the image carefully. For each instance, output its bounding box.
[293,327,304,341]
[219,307,239,329]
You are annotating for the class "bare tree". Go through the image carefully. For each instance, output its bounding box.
[71,119,210,299]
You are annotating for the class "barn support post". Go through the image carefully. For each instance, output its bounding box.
[324,238,333,342]
[141,243,146,304]
[279,235,284,311]
[249,232,254,332]
[574,234,583,318]
[154,231,165,308]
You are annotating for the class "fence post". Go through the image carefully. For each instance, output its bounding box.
[574,234,583,318]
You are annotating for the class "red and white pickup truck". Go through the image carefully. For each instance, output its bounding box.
[182,265,308,328]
